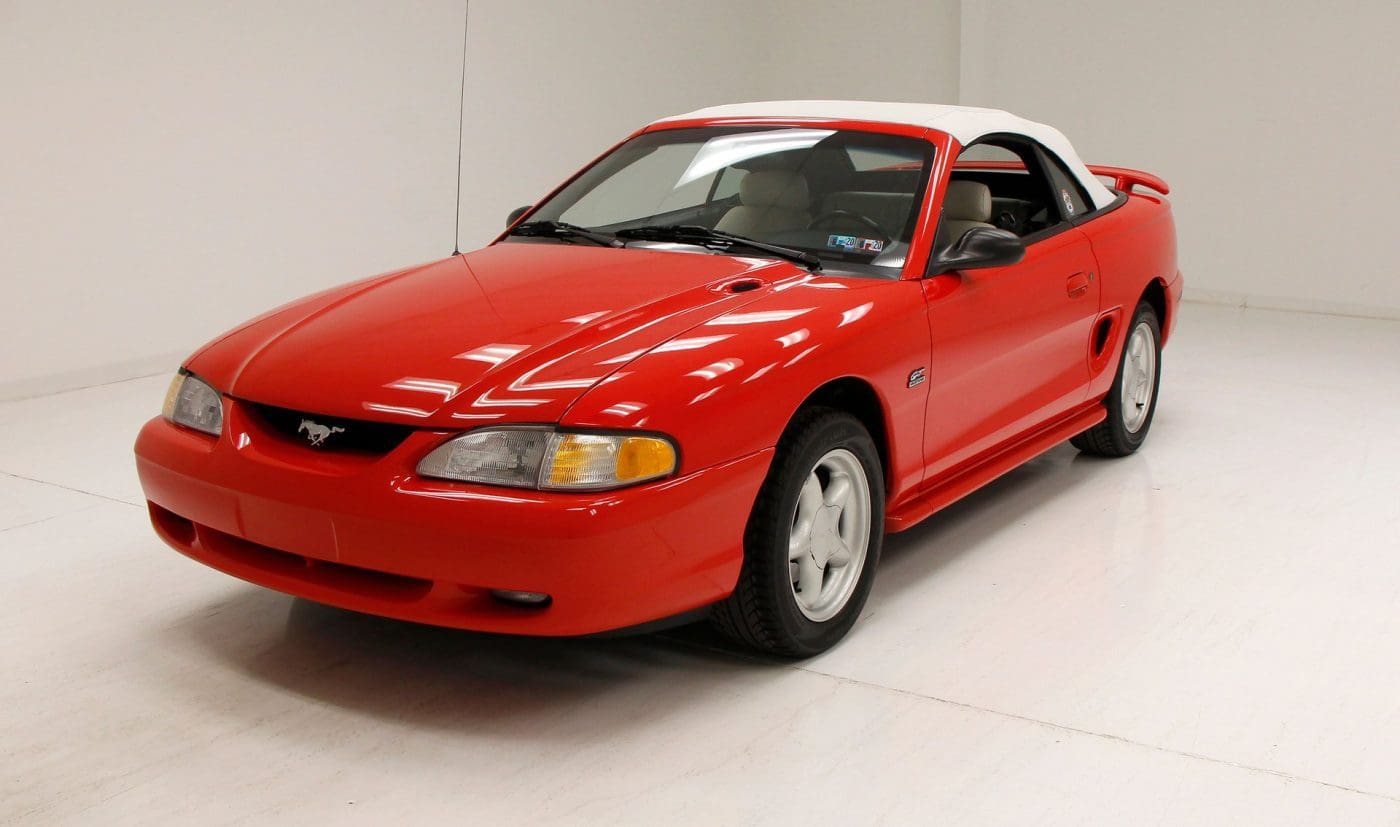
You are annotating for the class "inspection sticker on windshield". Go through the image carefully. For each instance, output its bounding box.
[827,234,884,253]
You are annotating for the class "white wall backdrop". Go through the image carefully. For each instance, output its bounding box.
[960,0,1400,319]
[1,0,466,398]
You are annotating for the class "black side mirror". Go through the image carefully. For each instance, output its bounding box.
[928,227,1025,275]
[506,205,532,228]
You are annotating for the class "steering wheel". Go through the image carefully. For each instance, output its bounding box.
[808,209,890,240]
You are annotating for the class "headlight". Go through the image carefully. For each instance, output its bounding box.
[162,372,223,436]
[417,427,678,491]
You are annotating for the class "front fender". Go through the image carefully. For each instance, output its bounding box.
[561,276,931,503]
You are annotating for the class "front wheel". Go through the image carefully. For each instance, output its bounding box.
[1072,301,1162,456]
[712,408,885,657]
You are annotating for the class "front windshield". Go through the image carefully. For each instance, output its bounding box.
[518,126,936,277]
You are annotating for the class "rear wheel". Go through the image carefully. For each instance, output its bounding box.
[712,408,884,657]
[1072,301,1162,456]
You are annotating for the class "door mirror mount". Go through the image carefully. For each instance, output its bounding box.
[506,205,532,228]
[927,227,1026,276]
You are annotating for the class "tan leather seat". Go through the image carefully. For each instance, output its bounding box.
[936,180,995,249]
[715,170,811,237]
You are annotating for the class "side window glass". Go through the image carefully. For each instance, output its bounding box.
[1038,149,1091,219]
[950,141,1038,238]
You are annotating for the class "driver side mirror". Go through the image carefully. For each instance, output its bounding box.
[928,227,1025,275]
[506,205,532,228]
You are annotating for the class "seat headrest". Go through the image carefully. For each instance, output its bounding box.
[944,180,992,222]
[739,171,809,210]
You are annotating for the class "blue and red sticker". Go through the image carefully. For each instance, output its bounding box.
[827,234,884,253]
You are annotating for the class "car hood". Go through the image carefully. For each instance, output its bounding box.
[186,241,793,427]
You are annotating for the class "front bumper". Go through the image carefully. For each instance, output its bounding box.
[134,403,772,636]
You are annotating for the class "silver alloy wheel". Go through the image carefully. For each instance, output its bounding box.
[1120,321,1157,434]
[787,448,872,622]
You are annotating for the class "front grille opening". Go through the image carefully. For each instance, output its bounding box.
[149,502,195,545]
[241,401,415,455]
[196,524,434,603]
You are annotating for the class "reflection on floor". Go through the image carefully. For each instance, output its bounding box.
[4,303,1400,824]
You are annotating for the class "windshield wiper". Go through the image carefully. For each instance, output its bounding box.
[615,225,821,272]
[508,220,622,248]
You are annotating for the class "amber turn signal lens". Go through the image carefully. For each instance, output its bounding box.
[543,433,677,490]
[161,374,184,419]
[615,436,678,482]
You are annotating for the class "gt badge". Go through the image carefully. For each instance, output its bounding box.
[298,418,345,447]
[907,367,926,388]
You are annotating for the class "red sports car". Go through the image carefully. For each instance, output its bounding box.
[136,101,1180,655]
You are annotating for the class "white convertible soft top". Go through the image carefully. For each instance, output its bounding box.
[655,100,1116,210]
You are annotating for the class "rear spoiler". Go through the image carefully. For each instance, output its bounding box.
[952,159,1170,197]
[1087,165,1170,196]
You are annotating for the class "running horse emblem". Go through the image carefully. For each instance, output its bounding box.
[298,418,345,447]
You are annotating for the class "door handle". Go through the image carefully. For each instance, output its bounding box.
[1067,272,1091,298]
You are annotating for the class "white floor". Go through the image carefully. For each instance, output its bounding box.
[4,303,1400,825]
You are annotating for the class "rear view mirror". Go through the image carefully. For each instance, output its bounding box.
[928,227,1025,275]
[506,205,532,228]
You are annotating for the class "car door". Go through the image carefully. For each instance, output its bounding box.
[920,146,1101,482]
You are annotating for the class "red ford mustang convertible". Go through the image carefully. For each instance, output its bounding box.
[136,101,1180,655]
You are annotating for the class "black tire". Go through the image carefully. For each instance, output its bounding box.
[711,407,885,657]
[1072,301,1162,457]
